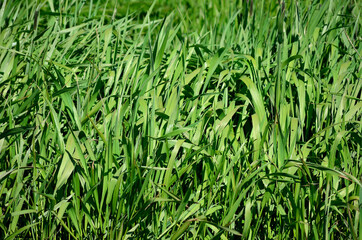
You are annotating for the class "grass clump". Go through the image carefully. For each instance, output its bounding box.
[0,0,361,239]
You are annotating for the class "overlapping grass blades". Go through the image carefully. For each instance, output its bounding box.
[0,0,361,239]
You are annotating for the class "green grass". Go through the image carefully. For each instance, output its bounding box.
[0,0,361,239]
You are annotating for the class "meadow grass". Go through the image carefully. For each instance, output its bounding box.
[0,0,361,239]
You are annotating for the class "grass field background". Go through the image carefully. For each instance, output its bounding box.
[0,0,361,239]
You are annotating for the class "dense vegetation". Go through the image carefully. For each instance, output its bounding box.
[0,0,361,239]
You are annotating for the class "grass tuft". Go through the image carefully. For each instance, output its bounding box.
[0,0,361,239]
